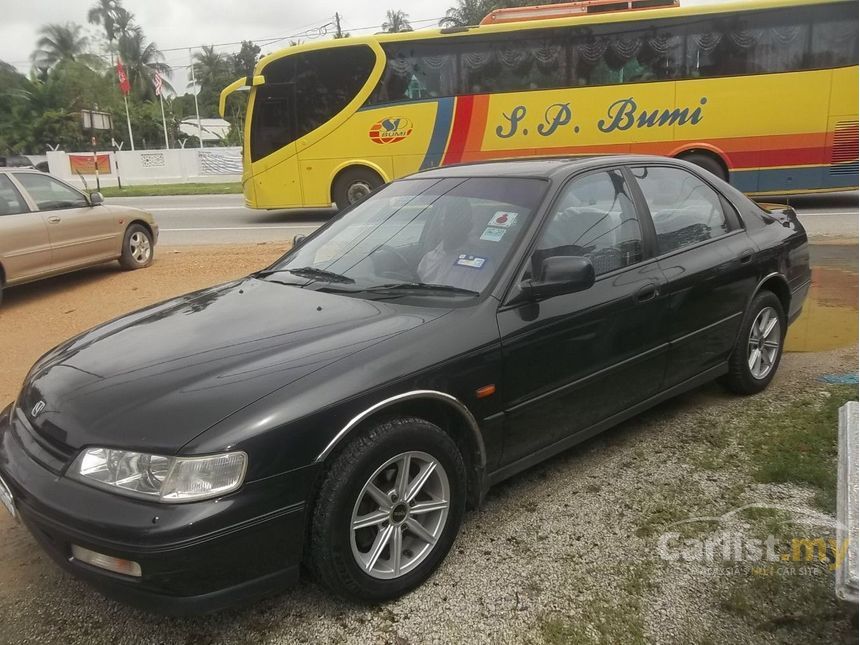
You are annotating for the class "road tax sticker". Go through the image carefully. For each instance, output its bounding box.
[480,227,506,242]
[455,254,486,269]
[488,211,518,228]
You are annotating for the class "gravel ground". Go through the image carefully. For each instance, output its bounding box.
[0,245,857,644]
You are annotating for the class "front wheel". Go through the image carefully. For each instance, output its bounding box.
[332,167,383,211]
[119,224,154,270]
[309,417,466,602]
[721,291,786,395]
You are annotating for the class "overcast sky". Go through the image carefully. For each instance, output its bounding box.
[3,0,726,83]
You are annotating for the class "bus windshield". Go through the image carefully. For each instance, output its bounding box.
[262,177,547,297]
[250,45,377,161]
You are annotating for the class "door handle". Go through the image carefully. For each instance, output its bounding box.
[738,250,754,264]
[635,284,659,303]
[47,216,61,223]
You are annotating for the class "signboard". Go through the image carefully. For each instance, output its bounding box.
[69,154,111,175]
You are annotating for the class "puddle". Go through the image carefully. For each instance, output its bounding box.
[785,245,858,352]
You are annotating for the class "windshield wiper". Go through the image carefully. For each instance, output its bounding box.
[258,266,355,284]
[365,282,479,296]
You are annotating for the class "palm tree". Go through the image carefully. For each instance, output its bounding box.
[192,45,229,90]
[117,30,172,99]
[113,6,140,41]
[31,23,92,70]
[87,0,119,45]
[382,9,412,33]
[440,0,532,27]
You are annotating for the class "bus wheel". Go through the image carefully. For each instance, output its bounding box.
[679,152,728,182]
[333,167,383,210]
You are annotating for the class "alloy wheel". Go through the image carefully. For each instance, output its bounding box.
[748,306,781,379]
[347,181,372,204]
[129,231,151,264]
[350,451,450,580]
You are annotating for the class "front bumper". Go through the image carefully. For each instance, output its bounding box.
[0,404,318,614]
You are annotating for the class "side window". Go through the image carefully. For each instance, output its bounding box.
[372,42,457,104]
[809,3,859,69]
[460,32,569,94]
[532,169,643,278]
[631,166,729,255]
[0,175,28,215]
[14,173,88,211]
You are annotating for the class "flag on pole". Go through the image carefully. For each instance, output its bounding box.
[153,70,163,97]
[116,58,130,96]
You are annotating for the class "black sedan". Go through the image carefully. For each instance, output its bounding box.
[0,156,809,613]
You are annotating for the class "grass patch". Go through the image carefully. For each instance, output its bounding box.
[539,563,653,645]
[742,385,856,512]
[100,182,241,197]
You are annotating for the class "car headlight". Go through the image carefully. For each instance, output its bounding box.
[70,448,247,502]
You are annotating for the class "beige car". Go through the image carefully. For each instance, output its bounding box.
[0,169,158,304]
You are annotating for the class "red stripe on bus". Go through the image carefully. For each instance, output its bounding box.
[462,94,490,156]
[442,96,475,166]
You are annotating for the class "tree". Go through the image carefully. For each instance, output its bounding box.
[192,45,230,89]
[87,0,119,45]
[113,7,140,41]
[439,0,530,27]
[31,23,94,70]
[232,40,260,77]
[117,29,172,100]
[382,9,412,33]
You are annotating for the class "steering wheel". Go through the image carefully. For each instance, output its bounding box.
[373,245,420,282]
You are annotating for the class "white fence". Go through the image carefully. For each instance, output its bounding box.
[47,148,242,189]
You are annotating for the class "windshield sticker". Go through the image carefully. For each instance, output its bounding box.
[480,227,506,242]
[455,254,486,269]
[489,211,518,228]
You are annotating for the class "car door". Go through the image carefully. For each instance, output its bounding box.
[496,168,669,468]
[628,164,759,388]
[12,172,118,271]
[0,173,53,283]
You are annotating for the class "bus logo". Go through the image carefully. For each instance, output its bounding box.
[369,117,413,144]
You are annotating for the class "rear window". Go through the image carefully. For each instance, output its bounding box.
[251,45,376,161]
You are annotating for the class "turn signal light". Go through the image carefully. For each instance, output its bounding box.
[71,544,142,577]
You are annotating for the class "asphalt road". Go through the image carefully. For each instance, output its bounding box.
[106,191,859,246]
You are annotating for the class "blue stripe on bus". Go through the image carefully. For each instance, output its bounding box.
[419,98,455,170]
[731,165,859,193]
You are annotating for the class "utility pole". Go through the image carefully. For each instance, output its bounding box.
[335,12,343,38]
[189,48,203,149]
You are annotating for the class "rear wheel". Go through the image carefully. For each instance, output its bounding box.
[332,167,383,211]
[721,291,786,395]
[680,153,727,182]
[309,417,466,602]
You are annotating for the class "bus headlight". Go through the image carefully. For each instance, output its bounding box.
[70,448,247,502]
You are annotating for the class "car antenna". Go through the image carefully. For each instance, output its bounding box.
[76,170,90,194]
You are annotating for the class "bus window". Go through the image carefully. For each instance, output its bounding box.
[251,45,375,161]
[459,31,569,94]
[810,3,859,68]
[374,42,458,104]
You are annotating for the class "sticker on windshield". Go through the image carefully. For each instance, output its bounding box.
[480,227,506,242]
[488,211,518,228]
[455,254,486,269]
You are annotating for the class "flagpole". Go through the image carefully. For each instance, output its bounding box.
[124,95,135,151]
[189,48,203,149]
[159,94,169,149]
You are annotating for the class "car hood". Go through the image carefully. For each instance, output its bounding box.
[18,277,449,454]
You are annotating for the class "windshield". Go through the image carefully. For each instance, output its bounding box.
[265,176,547,298]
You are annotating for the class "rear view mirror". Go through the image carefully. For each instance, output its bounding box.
[522,256,595,300]
[292,234,307,248]
[89,191,104,206]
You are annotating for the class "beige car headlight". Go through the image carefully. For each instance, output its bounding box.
[70,448,247,502]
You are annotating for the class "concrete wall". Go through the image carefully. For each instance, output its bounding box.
[47,148,242,189]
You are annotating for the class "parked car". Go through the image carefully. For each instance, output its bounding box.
[0,156,809,613]
[0,169,158,304]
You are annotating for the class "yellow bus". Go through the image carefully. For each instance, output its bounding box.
[220,0,858,210]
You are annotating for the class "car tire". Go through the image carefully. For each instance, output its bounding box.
[721,291,786,395]
[119,224,154,270]
[332,167,383,211]
[309,416,466,602]
[681,153,727,182]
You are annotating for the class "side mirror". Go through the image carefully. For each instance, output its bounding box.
[89,191,104,206]
[292,233,306,248]
[522,256,595,300]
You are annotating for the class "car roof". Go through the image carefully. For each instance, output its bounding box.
[412,155,683,180]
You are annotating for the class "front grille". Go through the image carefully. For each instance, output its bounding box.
[830,121,859,176]
[12,408,76,474]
